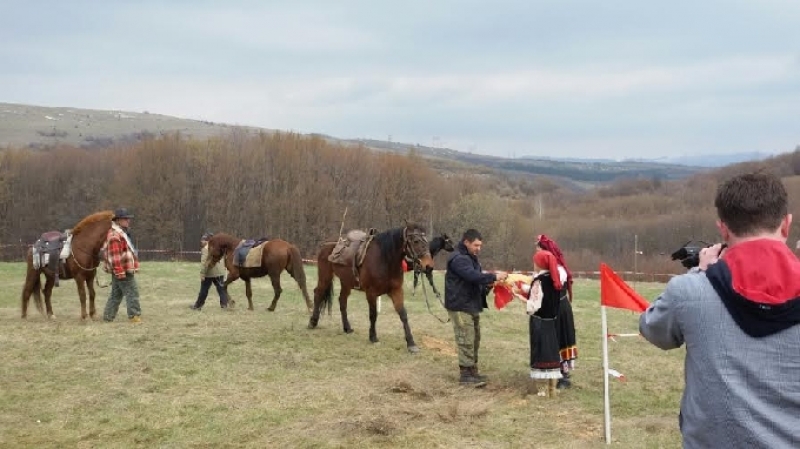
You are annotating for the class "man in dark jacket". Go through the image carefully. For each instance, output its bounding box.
[445,229,507,386]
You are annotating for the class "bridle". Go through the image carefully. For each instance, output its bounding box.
[402,227,430,264]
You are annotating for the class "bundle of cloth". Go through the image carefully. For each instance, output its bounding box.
[492,273,534,309]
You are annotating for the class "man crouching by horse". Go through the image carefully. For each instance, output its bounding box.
[102,208,142,324]
[445,229,507,386]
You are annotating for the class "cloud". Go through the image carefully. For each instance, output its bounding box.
[1,1,799,159]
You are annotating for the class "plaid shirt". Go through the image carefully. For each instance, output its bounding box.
[104,225,139,279]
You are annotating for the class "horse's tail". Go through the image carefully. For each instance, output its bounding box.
[322,283,333,316]
[287,244,312,310]
[316,243,336,317]
[22,255,44,316]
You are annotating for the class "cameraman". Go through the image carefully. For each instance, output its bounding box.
[640,172,800,449]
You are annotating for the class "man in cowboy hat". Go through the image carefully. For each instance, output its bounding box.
[103,207,142,323]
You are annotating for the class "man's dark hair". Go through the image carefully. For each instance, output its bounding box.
[715,172,787,236]
[462,229,483,243]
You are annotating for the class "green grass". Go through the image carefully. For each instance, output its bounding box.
[0,262,684,448]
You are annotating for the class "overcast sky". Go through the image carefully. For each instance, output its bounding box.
[1,1,799,159]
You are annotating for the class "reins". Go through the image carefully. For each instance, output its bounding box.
[68,245,110,288]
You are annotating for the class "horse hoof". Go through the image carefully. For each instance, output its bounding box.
[307,322,317,329]
[408,345,420,354]
[267,307,276,312]
[344,328,354,334]
[48,315,57,320]
[370,337,379,343]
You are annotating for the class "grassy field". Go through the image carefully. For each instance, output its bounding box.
[0,262,685,448]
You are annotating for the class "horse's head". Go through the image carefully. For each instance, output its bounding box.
[403,224,434,272]
[205,233,234,269]
[441,233,455,252]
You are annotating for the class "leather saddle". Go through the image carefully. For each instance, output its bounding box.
[328,228,377,289]
[32,231,70,286]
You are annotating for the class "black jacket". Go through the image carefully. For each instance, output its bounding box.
[444,243,498,314]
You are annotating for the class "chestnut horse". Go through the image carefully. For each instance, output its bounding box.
[205,233,312,313]
[21,210,114,320]
[307,224,435,353]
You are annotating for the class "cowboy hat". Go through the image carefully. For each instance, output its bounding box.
[113,208,135,220]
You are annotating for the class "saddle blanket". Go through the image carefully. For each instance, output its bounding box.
[235,240,268,268]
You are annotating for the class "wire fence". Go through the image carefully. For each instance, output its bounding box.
[1,243,676,283]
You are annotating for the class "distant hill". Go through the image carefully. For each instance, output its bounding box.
[644,152,774,168]
[0,102,267,149]
[1,102,709,185]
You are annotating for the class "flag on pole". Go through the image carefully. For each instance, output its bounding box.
[600,263,649,445]
[600,263,649,313]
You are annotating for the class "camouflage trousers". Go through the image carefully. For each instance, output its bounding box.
[103,273,142,321]
[449,311,481,367]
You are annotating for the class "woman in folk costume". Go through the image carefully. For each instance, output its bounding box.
[536,235,578,389]
[529,249,565,396]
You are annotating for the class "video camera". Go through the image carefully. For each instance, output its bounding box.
[670,240,726,269]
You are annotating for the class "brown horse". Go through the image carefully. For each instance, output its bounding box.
[205,233,313,313]
[21,210,114,320]
[307,224,435,353]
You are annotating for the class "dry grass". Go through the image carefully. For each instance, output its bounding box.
[0,262,684,448]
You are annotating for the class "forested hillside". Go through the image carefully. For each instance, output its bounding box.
[1,132,798,276]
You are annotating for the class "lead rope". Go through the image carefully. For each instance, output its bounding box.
[413,261,449,323]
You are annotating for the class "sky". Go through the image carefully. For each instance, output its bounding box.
[1,0,799,159]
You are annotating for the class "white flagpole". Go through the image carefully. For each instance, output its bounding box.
[602,305,612,445]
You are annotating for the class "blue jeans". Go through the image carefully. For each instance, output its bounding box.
[194,276,228,308]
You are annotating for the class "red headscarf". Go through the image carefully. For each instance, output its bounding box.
[533,250,562,290]
[536,234,573,301]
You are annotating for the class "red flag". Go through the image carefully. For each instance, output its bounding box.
[600,263,649,312]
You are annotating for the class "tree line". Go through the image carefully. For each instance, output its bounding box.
[2,132,799,277]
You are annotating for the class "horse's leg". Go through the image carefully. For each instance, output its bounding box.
[339,284,353,334]
[87,272,97,319]
[266,273,282,312]
[76,276,89,320]
[389,291,419,354]
[367,294,379,343]
[223,273,238,308]
[244,279,254,311]
[43,275,56,319]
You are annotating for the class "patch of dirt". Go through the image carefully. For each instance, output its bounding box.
[420,335,457,356]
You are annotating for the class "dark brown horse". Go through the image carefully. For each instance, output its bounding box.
[307,224,435,353]
[21,210,114,320]
[205,233,313,313]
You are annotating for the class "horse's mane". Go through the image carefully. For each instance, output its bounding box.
[209,232,240,250]
[71,211,114,235]
[374,224,425,266]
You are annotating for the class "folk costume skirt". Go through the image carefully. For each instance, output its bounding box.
[529,315,563,379]
[557,293,578,371]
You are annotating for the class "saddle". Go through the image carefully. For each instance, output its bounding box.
[328,228,377,289]
[234,237,270,268]
[32,230,72,286]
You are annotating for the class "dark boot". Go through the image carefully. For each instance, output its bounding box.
[459,366,487,387]
[470,366,488,383]
[557,371,572,389]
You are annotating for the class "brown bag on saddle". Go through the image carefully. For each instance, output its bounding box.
[328,229,375,267]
